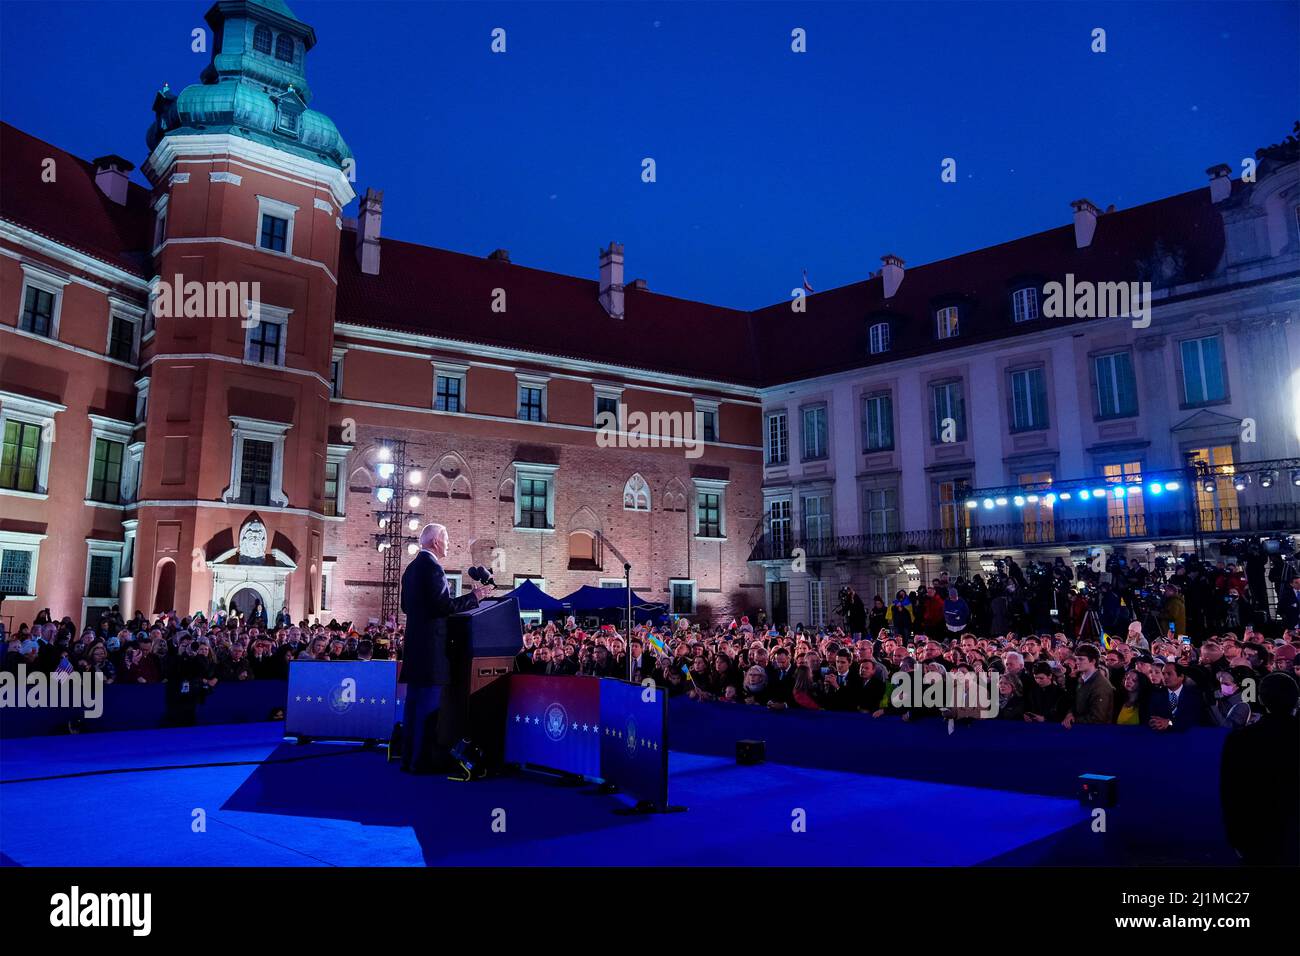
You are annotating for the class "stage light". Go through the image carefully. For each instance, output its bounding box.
[407,543,418,556]
[377,517,388,529]
[1259,470,1276,489]
[1013,495,1025,507]
[1059,492,1071,501]
[1148,483,1163,496]
[408,495,421,509]
[377,446,392,462]
[408,518,420,531]
[1078,489,1091,500]
[1164,481,1180,492]
[377,462,395,479]
[376,487,393,504]
[1291,469,1300,487]
[376,541,388,552]
[995,497,1008,506]
[1043,493,1056,505]
[408,470,423,485]
[965,499,978,509]
[982,498,995,509]
[1026,494,1039,503]
[1092,488,1107,499]
[1113,486,1126,499]
[1202,478,1216,493]
[1233,474,1249,492]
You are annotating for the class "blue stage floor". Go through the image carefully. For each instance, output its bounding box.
[1,723,1088,866]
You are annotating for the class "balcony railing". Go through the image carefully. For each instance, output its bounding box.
[749,503,1300,562]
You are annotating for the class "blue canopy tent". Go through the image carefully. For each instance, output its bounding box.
[495,579,565,614]
[558,585,668,623]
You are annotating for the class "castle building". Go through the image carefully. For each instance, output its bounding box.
[1,0,1297,632]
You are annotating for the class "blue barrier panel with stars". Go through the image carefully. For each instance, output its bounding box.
[598,677,668,806]
[504,675,600,777]
[286,661,402,740]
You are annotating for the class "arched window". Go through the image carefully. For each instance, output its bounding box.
[274,33,295,63]
[253,25,273,54]
[868,322,891,354]
[623,473,651,511]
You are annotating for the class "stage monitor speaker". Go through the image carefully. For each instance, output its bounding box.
[736,739,766,765]
[1077,773,1117,807]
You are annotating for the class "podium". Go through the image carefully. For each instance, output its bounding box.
[440,597,522,762]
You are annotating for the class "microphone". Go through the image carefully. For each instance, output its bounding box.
[467,565,495,588]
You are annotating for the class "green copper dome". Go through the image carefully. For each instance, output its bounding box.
[147,0,351,170]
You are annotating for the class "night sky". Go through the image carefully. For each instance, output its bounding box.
[1,0,1296,309]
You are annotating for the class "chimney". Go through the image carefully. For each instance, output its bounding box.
[880,254,905,299]
[1206,164,1232,203]
[599,241,625,318]
[92,154,134,206]
[628,277,648,291]
[488,248,511,263]
[355,187,383,275]
[1071,198,1100,249]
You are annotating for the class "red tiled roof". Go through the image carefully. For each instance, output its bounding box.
[0,122,154,277]
[334,233,763,387]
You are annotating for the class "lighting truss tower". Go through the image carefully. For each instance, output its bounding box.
[371,438,424,625]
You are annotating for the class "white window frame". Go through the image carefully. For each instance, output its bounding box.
[320,558,335,610]
[862,484,899,537]
[1012,286,1039,323]
[1009,366,1049,432]
[868,321,891,354]
[516,373,549,423]
[599,578,626,589]
[0,530,45,601]
[433,360,469,413]
[126,441,144,505]
[85,414,133,507]
[1094,351,1136,419]
[512,461,557,531]
[623,472,651,511]
[82,539,125,627]
[255,195,298,255]
[17,262,70,340]
[152,194,169,253]
[808,579,826,627]
[594,384,625,428]
[325,443,350,517]
[766,494,793,554]
[243,301,291,367]
[445,573,463,598]
[134,376,150,425]
[801,403,829,461]
[121,518,138,582]
[801,491,834,547]
[330,348,346,399]
[692,477,729,540]
[693,398,720,443]
[222,416,292,507]
[0,390,65,499]
[936,305,960,340]
[669,578,697,615]
[1180,334,1227,405]
[862,391,894,452]
[765,410,789,465]
[105,297,145,365]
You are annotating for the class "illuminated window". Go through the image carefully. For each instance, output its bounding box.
[1104,462,1146,537]
[1188,445,1239,532]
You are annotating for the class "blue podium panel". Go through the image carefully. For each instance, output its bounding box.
[504,675,600,778]
[599,678,668,806]
[286,661,400,740]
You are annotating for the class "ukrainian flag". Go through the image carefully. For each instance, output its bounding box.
[647,631,666,655]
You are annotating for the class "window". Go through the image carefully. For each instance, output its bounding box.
[595,395,619,426]
[153,195,168,250]
[246,319,282,365]
[518,386,544,422]
[801,405,828,461]
[693,477,728,539]
[253,24,273,54]
[436,374,463,412]
[862,392,893,452]
[238,439,274,506]
[937,479,970,549]
[1009,367,1049,432]
[330,354,344,398]
[936,305,959,339]
[1,420,42,493]
[323,460,340,516]
[807,580,826,627]
[518,478,548,528]
[108,313,137,363]
[1095,351,1137,419]
[135,379,150,424]
[768,498,792,556]
[1181,335,1226,405]
[697,491,722,538]
[255,196,297,255]
[623,473,650,511]
[930,381,966,443]
[670,580,696,615]
[20,286,55,337]
[869,322,891,354]
[802,493,833,551]
[274,33,294,63]
[1012,287,1039,323]
[89,438,125,504]
[766,411,788,465]
[87,554,115,598]
[1103,462,1146,537]
[1188,445,1239,532]
[696,406,718,443]
[863,486,898,538]
[1019,472,1055,543]
[0,536,38,598]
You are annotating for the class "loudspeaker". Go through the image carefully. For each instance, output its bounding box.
[736,739,766,765]
[1077,773,1117,807]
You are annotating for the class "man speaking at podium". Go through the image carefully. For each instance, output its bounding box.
[400,523,493,773]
